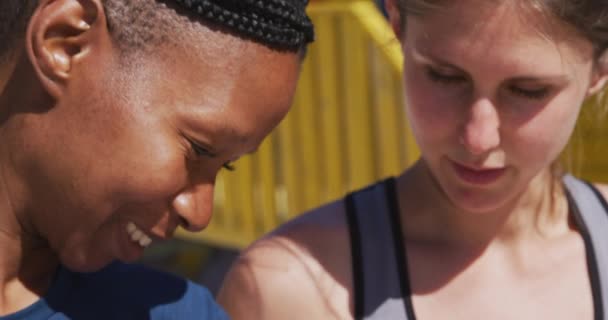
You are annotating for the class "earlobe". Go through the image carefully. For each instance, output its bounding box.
[26,0,103,99]
[588,52,608,97]
[384,0,403,39]
[588,72,608,99]
[588,75,608,98]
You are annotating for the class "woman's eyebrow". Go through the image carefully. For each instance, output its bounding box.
[415,48,571,84]
[413,49,467,72]
[507,75,569,84]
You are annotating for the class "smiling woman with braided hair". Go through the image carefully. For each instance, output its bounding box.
[0,0,313,319]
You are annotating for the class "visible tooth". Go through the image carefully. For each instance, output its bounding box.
[139,236,152,247]
[132,230,143,241]
[127,222,136,234]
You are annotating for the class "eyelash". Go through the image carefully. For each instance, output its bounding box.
[426,68,466,84]
[426,67,549,100]
[508,86,549,100]
[189,141,236,171]
[223,162,236,171]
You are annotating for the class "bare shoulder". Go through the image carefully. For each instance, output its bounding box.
[217,200,353,320]
[592,182,608,202]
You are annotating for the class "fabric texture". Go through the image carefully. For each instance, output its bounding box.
[0,262,229,320]
[347,175,608,320]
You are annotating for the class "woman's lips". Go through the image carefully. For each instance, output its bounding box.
[450,160,506,185]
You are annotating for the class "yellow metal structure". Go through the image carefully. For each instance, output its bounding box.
[178,0,608,249]
[178,0,417,249]
[565,94,608,182]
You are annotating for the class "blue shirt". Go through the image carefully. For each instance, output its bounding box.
[0,262,229,319]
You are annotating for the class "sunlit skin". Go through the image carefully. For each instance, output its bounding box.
[384,0,603,249]
[400,1,596,216]
[218,1,608,319]
[390,2,604,318]
[0,0,300,314]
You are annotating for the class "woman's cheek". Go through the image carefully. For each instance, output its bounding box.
[110,145,190,204]
[406,87,459,145]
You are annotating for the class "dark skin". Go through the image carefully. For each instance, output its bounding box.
[0,0,302,315]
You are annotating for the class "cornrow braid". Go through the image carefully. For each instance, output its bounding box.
[172,0,315,51]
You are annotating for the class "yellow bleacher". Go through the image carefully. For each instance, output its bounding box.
[177,0,608,250]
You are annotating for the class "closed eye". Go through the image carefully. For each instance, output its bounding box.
[189,140,236,172]
[222,162,236,171]
[189,140,213,157]
[426,67,467,85]
[509,85,550,100]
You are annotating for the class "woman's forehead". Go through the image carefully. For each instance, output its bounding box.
[404,0,595,67]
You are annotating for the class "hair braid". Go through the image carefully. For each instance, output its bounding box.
[1,0,314,59]
[173,0,314,51]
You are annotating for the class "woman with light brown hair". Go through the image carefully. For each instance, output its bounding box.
[219,0,608,319]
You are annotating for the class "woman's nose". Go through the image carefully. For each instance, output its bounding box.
[460,98,501,156]
[171,182,215,232]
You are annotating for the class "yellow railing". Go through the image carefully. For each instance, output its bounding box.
[565,93,608,182]
[178,0,418,248]
[178,0,608,249]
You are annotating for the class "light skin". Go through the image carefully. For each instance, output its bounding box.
[0,0,301,315]
[218,0,608,319]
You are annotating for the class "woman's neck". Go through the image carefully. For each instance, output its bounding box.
[0,186,58,315]
[0,115,58,315]
[397,160,571,250]
[0,233,57,316]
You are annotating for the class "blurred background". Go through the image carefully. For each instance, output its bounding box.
[140,0,608,295]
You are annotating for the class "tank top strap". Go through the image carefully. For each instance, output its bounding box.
[345,174,607,319]
[346,178,412,320]
[563,174,608,320]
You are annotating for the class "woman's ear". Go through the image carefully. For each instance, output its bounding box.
[385,0,403,39]
[26,0,107,99]
[588,52,608,98]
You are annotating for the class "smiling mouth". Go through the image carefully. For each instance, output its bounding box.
[126,222,152,248]
[450,161,507,185]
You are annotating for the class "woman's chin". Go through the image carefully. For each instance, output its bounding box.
[59,245,117,273]
[443,184,516,215]
[452,200,506,215]
[60,255,109,273]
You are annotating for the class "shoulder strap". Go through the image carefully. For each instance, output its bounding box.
[346,179,411,320]
[563,175,608,320]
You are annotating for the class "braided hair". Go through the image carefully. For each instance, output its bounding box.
[172,0,315,51]
[1,0,314,60]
